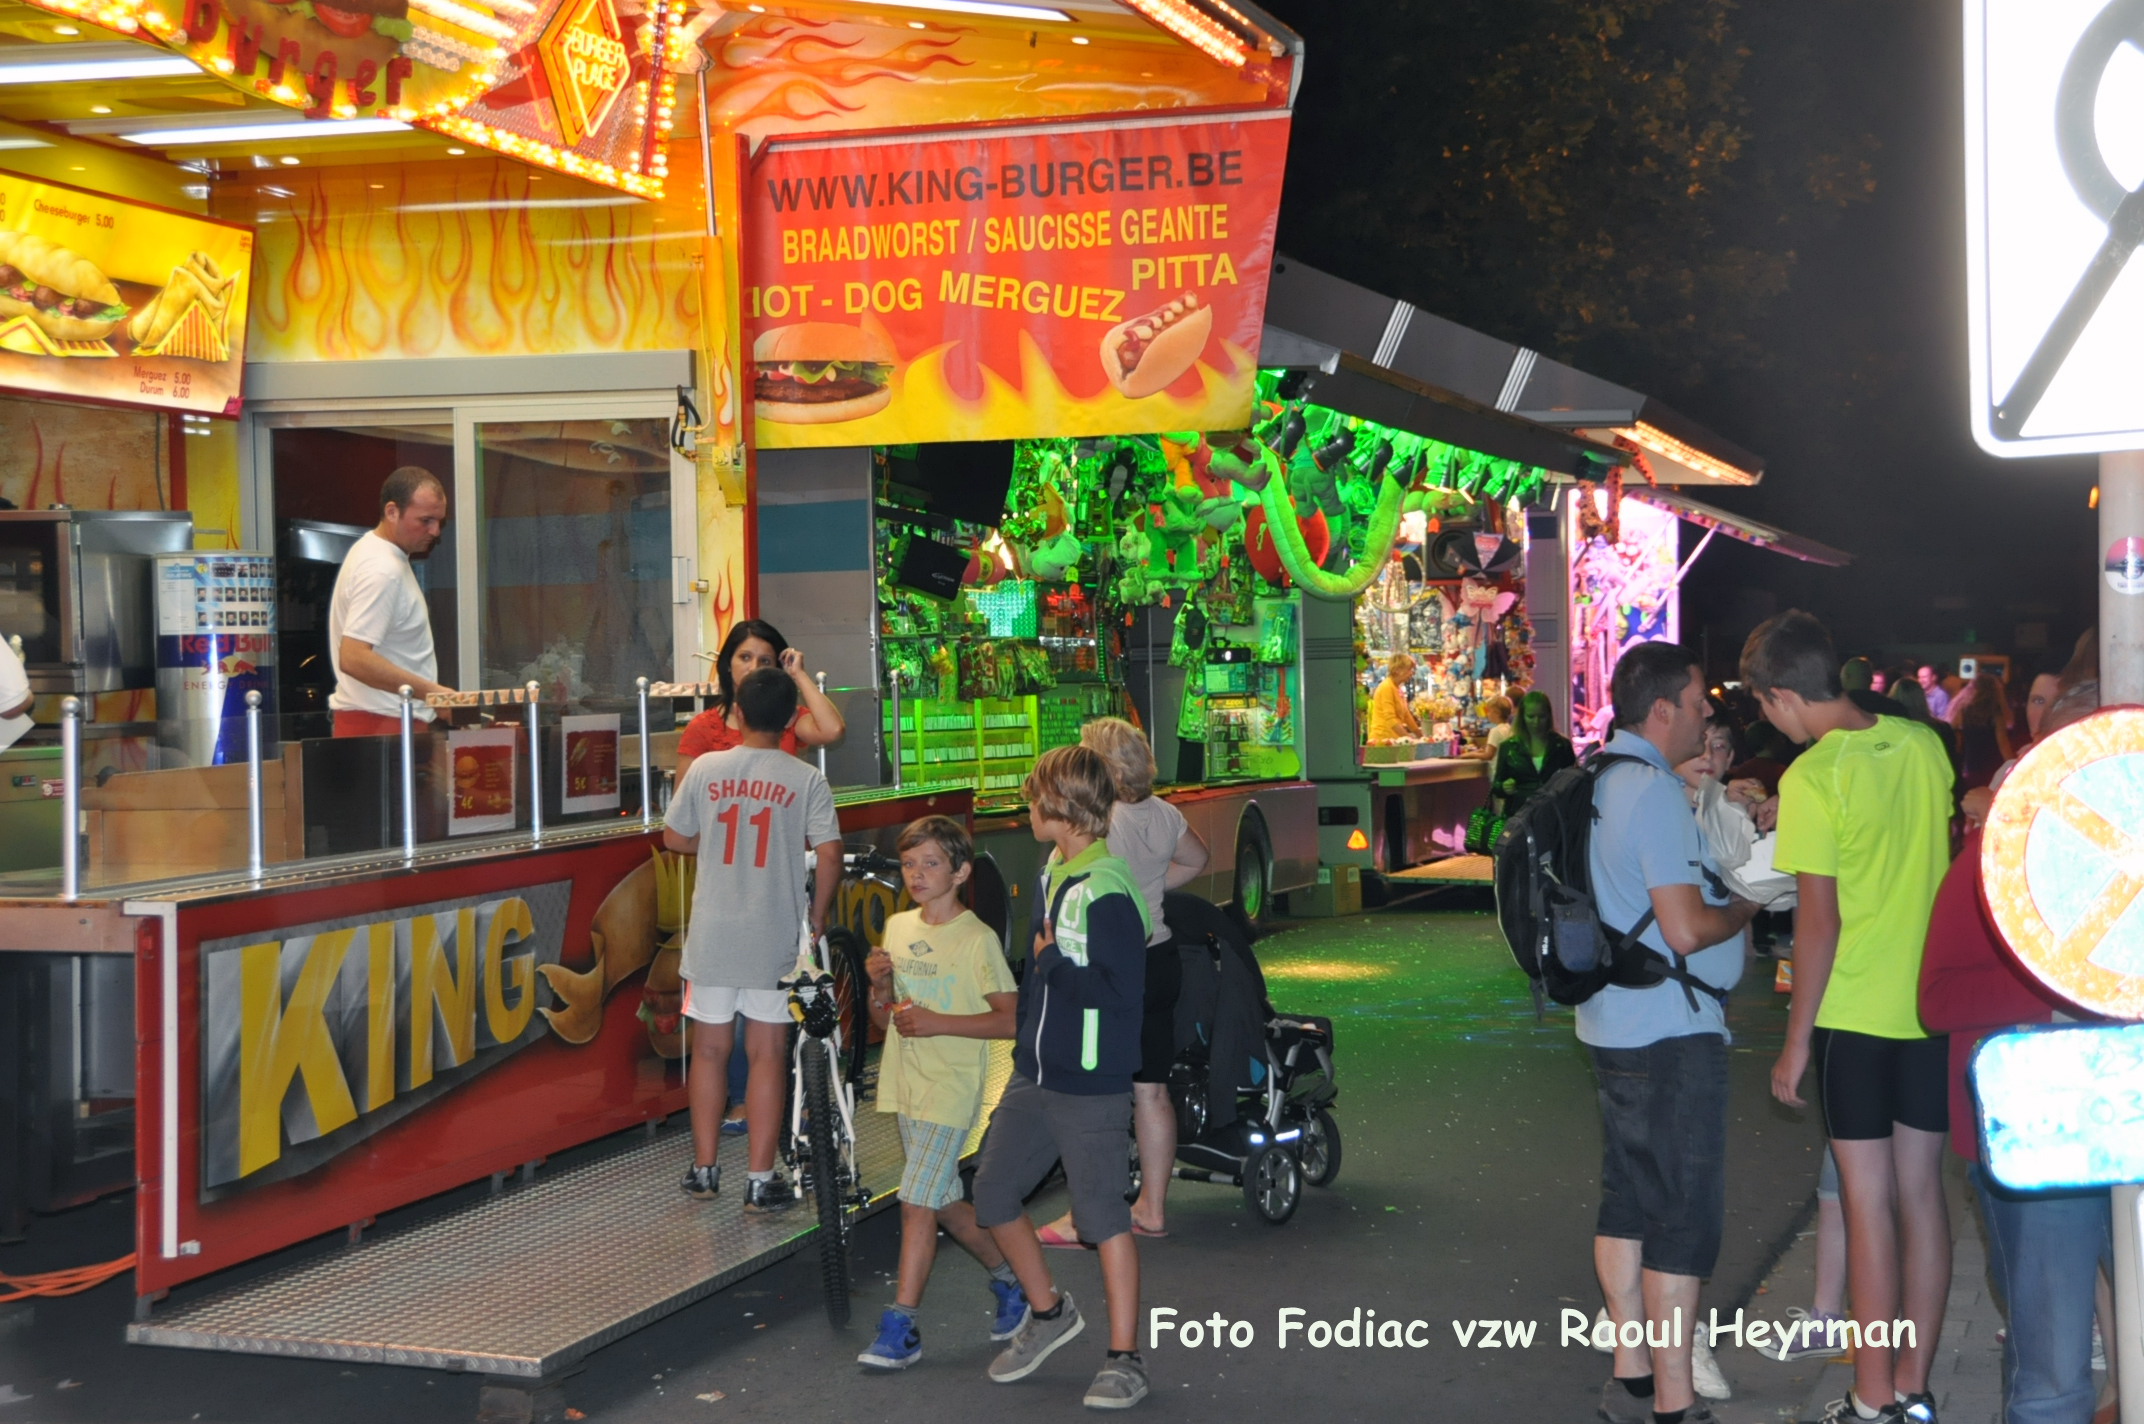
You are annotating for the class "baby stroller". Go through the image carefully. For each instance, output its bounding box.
[1138,893,1341,1224]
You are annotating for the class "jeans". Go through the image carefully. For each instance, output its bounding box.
[1587,1033,1729,1278]
[1971,1163,2111,1424]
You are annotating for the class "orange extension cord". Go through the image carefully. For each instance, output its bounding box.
[0,1254,135,1302]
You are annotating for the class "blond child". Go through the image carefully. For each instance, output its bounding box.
[857,816,1023,1369]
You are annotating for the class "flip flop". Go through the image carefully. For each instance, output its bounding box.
[1036,1224,1083,1249]
[1131,1223,1168,1239]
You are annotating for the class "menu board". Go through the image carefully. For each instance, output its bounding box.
[560,712,620,815]
[449,727,519,835]
[0,173,252,416]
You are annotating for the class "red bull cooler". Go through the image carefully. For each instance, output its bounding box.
[155,553,277,768]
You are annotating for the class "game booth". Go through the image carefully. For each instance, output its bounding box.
[0,0,1312,1410]
[1251,257,1850,882]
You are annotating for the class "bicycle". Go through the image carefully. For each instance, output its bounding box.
[779,920,869,1328]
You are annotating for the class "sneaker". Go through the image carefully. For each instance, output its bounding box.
[1590,1307,1615,1354]
[1901,1391,1938,1424]
[742,1175,797,1214]
[1598,1376,1651,1424]
[857,1308,922,1370]
[1691,1331,1731,1400]
[1819,1393,1905,1424]
[680,1163,719,1199]
[1777,1308,1847,1361]
[989,1278,1029,1342]
[2093,1320,2107,1373]
[1083,1355,1149,1411]
[720,1115,749,1137]
[988,1290,1085,1383]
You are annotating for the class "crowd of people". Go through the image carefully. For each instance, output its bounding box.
[1577,614,2107,1424]
[660,615,1197,1410]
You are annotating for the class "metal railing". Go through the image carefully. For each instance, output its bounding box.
[50,672,901,892]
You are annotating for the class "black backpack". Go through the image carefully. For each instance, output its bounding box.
[1493,752,1731,1017]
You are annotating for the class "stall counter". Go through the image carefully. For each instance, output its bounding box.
[0,780,972,1296]
[1363,755,1491,871]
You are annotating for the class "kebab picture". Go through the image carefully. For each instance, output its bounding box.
[0,231,128,351]
[129,251,239,362]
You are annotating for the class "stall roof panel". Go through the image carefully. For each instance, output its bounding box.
[1628,487,1851,567]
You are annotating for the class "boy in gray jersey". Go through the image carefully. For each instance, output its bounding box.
[663,667,841,1212]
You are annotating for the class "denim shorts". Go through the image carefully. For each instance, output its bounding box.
[1587,1033,1729,1279]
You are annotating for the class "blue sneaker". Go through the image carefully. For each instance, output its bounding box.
[857,1308,922,1370]
[988,1278,1028,1342]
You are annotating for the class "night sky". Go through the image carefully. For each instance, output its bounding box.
[1260,1,2101,681]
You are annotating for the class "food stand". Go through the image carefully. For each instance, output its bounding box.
[0,0,1309,1405]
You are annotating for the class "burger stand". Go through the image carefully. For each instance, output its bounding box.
[1252,256,1849,888]
[0,0,1306,1409]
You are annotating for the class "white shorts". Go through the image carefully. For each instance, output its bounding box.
[681,982,791,1026]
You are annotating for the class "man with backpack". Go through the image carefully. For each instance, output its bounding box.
[1580,642,1761,1424]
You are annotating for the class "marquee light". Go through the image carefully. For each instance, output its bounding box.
[1616,420,1758,488]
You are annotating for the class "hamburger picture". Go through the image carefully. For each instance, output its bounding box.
[1100,290,1212,399]
[753,322,896,424]
[0,231,127,343]
[305,0,412,41]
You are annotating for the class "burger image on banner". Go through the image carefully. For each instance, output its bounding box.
[752,322,897,424]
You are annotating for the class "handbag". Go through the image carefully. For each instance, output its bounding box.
[1464,803,1505,856]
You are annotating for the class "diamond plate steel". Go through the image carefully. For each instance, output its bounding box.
[127,1045,1015,1378]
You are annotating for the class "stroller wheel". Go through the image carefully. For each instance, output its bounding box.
[1124,1133,1142,1204]
[1298,1109,1342,1188]
[1242,1143,1301,1225]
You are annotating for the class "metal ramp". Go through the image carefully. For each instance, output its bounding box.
[1386,853,1495,886]
[127,1047,1012,1379]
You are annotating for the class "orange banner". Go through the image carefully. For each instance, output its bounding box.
[741,109,1289,447]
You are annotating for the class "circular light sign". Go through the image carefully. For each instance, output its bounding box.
[1983,705,2144,1020]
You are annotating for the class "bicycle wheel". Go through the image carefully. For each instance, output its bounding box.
[802,1044,852,1328]
[822,928,871,1087]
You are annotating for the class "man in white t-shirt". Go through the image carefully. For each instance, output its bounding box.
[0,632,33,752]
[328,466,457,736]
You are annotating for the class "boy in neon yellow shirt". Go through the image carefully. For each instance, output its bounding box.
[1743,611,1953,1424]
[859,816,1022,1370]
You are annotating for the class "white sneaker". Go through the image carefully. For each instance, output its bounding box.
[1592,1307,1614,1353]
[1691,1331,1731,1400]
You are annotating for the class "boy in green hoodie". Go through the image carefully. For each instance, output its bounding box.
[971,745,1151,1411]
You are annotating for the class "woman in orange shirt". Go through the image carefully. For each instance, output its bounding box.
[675,618,847,775]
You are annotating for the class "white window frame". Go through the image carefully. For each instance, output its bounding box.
[240,391,700,690]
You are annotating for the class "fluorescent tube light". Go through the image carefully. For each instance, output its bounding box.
[0,137,52,150]
[121,118,410,146]
[869,0,1071,20]
[0,54,200,84]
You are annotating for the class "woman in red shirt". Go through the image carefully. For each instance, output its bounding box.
[675,619,846,775]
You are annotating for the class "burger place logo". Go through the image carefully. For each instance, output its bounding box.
[539,0,631,146]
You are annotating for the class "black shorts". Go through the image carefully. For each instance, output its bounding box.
[1812,1026,1949,1140]
[1588,1034,1729,1279]
[1135,934,1183,1084]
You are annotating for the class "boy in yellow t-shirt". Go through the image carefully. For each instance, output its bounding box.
[1742,610,1953,1424]
[859,815,1021,1371]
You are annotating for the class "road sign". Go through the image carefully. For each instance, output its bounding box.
[1983,705,2144,1017]
[1964,0,2144,457]
[1974,1023,2144,1190]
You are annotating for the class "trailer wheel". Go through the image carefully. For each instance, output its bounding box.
[1233,815,1272,928]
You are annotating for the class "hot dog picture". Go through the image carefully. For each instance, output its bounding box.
[1100,291,1212,399]
[0,231,127,343]
[753,322,898,424]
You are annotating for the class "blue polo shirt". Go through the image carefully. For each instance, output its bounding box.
[1575,728,1743,1049]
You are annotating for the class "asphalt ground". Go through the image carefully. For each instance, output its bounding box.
[0,893,1826,1422]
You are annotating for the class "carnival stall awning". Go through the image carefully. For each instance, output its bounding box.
[1260,254,1766,488]
[1255,264,1628,479]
